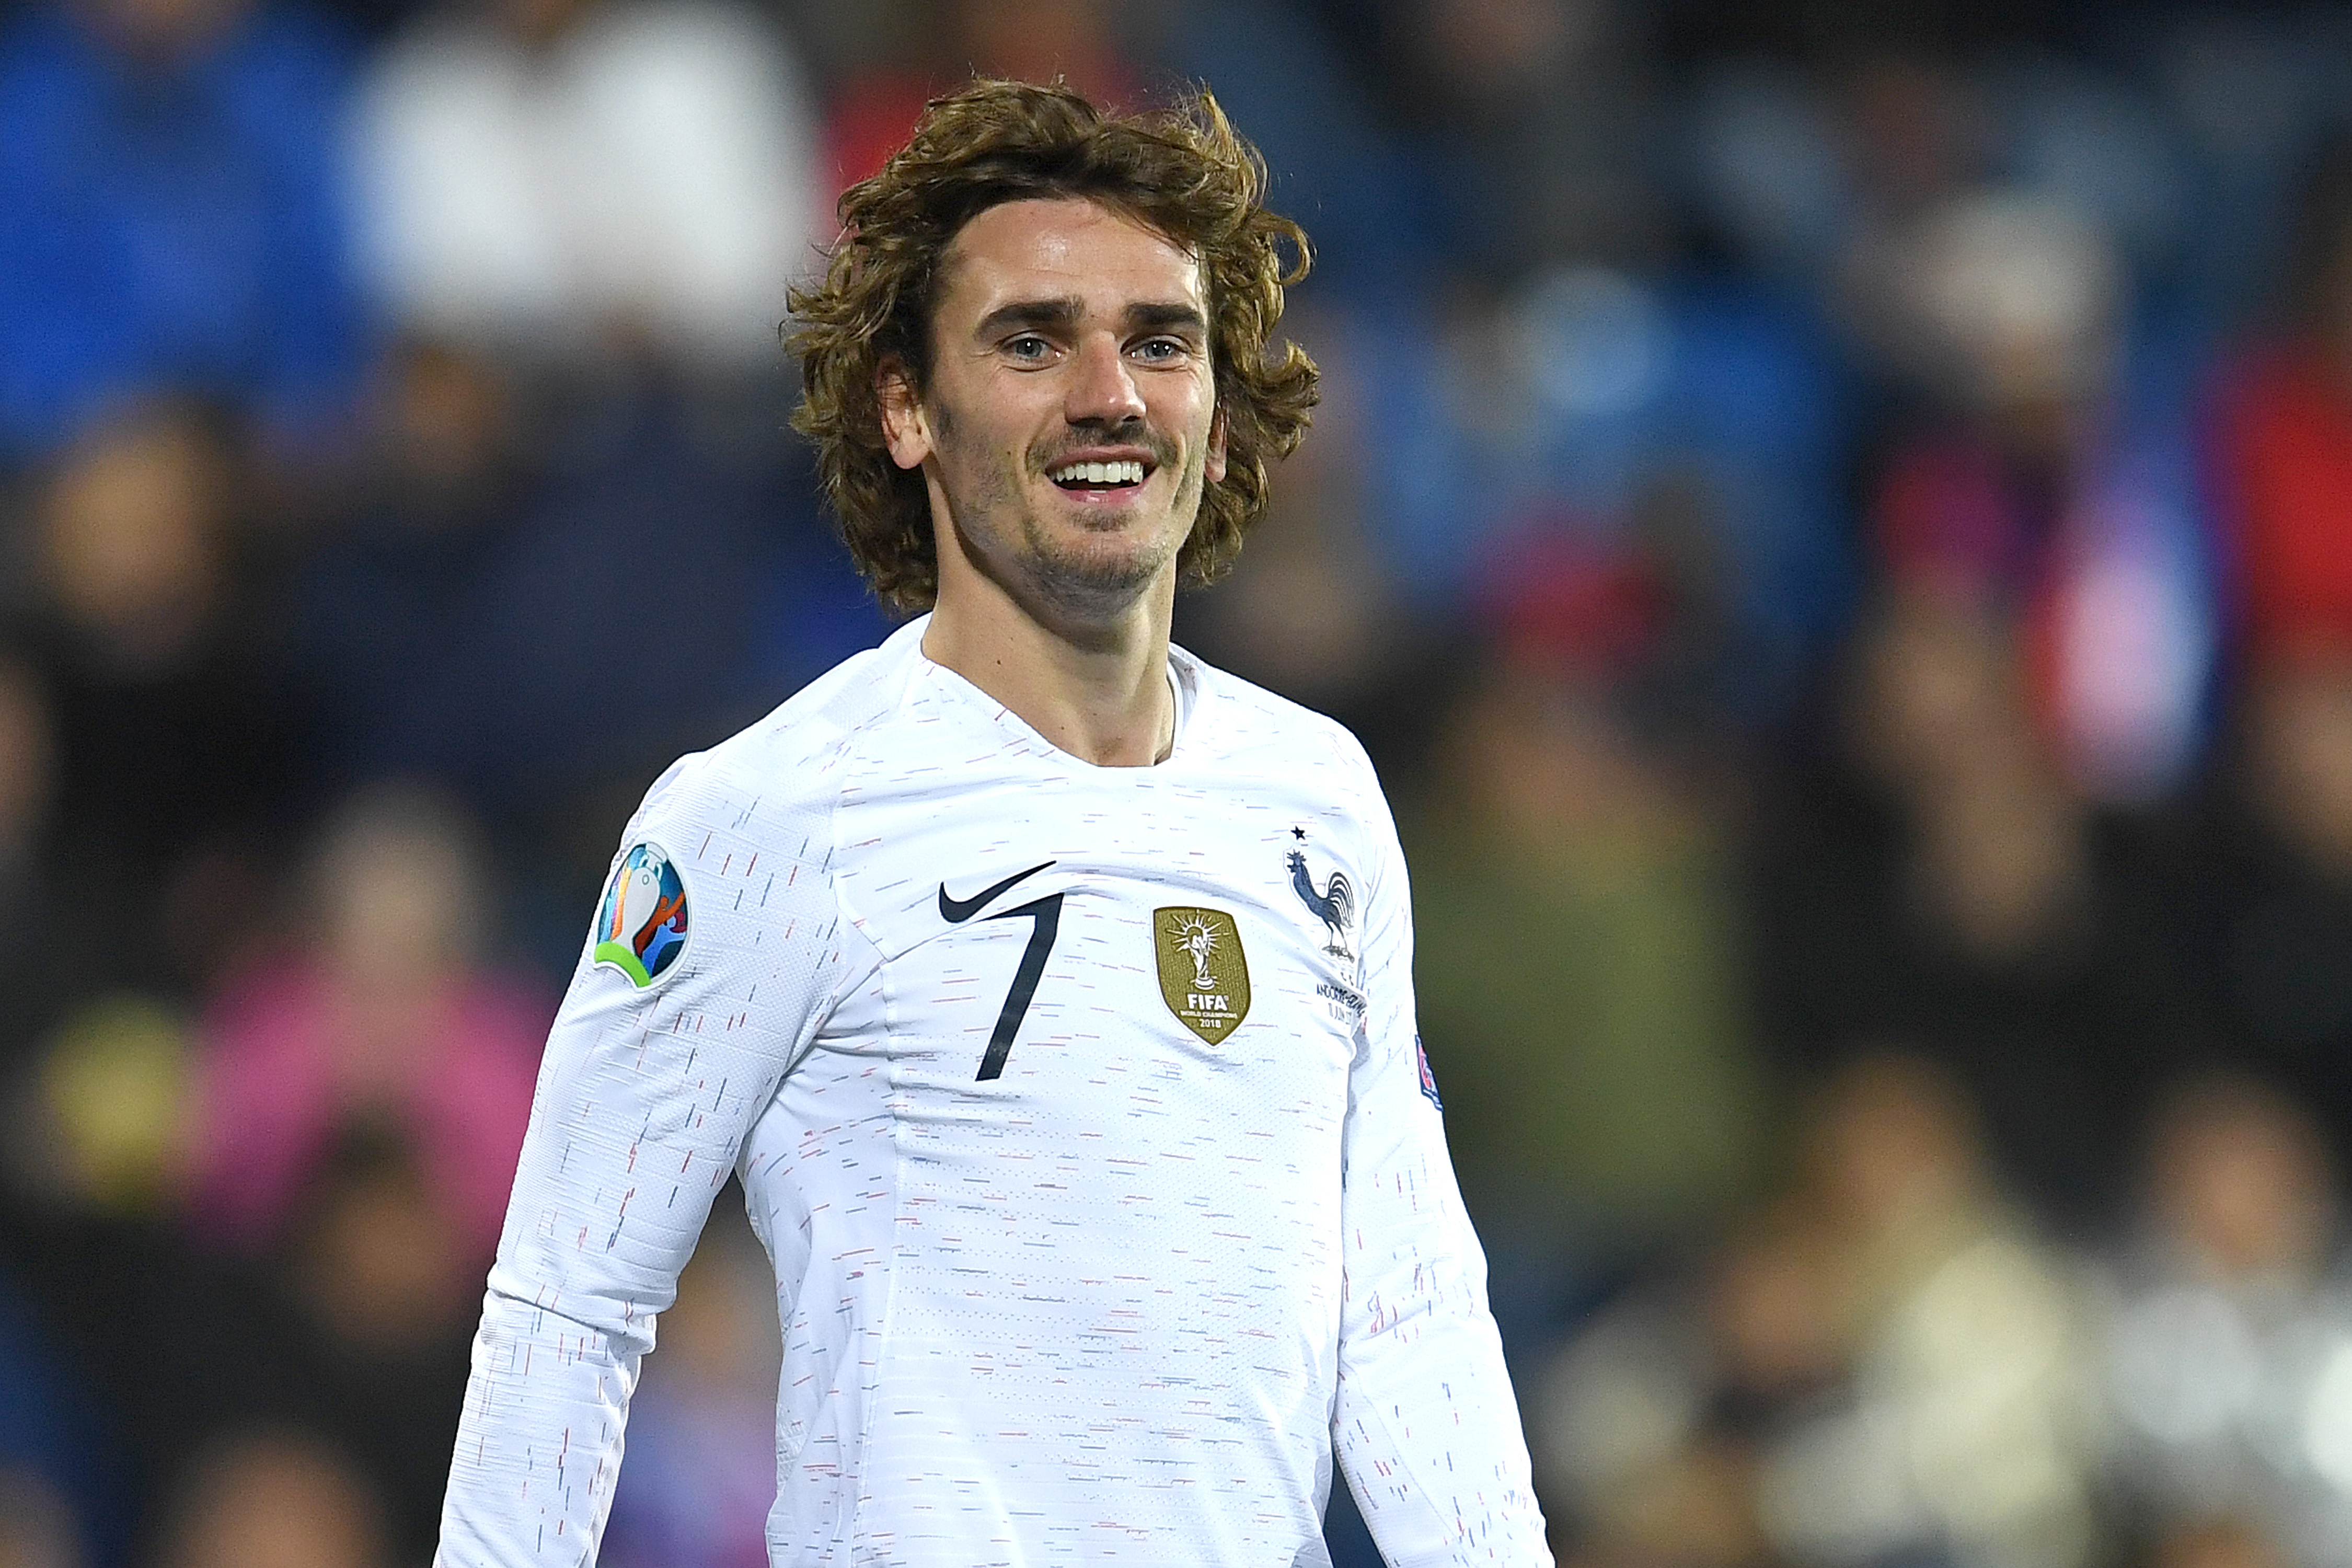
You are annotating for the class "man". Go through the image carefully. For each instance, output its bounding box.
[435,80,1550,1566]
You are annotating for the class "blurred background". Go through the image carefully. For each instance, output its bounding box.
[6,0,2352,1562]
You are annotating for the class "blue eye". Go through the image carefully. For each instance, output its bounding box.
[1005,335,1051,361]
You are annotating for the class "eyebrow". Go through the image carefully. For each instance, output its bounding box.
[1126,302,1209,335]
[971,298,1209,339]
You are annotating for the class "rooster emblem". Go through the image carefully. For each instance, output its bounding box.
[1287,849,1355,958]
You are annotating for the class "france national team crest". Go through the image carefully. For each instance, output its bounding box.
[594,843,690,989]
[1154,907,1251,1043]
[1286,837,1355,960]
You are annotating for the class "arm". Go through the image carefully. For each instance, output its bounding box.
[434,755,853,1566]
[1333,790,1552,1567]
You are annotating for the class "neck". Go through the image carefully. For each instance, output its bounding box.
[922,569,1176,768]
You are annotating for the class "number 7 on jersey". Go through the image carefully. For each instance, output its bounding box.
[936,861,1063,1080]
[970,893,1062,1079]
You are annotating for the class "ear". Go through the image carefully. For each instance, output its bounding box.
[878,360,932,471]
[1204,403,1228,486]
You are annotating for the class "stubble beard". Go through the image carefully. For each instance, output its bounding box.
[949,417,1204,627]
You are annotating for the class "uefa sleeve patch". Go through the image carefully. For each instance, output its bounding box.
[1415,1033,1443,1110]
[593,843,691,989]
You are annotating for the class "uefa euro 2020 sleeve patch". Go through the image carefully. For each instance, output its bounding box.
[594,843,690,989]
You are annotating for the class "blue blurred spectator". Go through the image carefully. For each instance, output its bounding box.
[1361,268,1849,716]
[1153,0,1437,301]
[2149,11,2345,324]
[1985,55,2190,298]
[1682,61,1851,286]
[1375,0,1667,283]
[291,341,885,830]
[0,0,367,461]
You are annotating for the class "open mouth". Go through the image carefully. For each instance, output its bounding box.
[1047,459,1148,493]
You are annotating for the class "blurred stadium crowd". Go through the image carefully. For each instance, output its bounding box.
[6,0,2352,1563]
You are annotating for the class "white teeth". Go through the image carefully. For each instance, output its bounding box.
[1051,460,1145,486]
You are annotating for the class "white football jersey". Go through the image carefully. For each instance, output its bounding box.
[435,617,1549,1567]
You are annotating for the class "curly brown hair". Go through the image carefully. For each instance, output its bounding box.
[786,79,1319,615]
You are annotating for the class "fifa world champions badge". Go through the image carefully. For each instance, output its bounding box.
[595,843,691,989]
[1154,906,1251,1043]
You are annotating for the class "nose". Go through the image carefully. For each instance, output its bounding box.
[1065,334,1145,426]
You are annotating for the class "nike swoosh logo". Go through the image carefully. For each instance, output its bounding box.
[938,860,1056,923]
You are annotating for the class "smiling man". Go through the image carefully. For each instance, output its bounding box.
[884,196,1224,759]
[433,82,1550,1567]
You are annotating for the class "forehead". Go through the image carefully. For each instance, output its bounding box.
[934,198,1205,325]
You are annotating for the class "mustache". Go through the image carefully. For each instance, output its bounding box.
[1032,426,1179,472]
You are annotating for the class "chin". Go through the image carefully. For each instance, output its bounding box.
[1025,532,1180,615]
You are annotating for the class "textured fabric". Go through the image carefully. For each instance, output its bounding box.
[435,617,1547,1566]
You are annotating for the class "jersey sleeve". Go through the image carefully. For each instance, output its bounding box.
[1331,781,1553,1566]
[435,752,858,1566]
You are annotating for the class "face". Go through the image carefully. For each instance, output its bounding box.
[882,198,1227,626]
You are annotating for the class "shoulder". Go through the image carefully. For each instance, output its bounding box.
[1177,643,1390,810]
[629,622,923,847]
